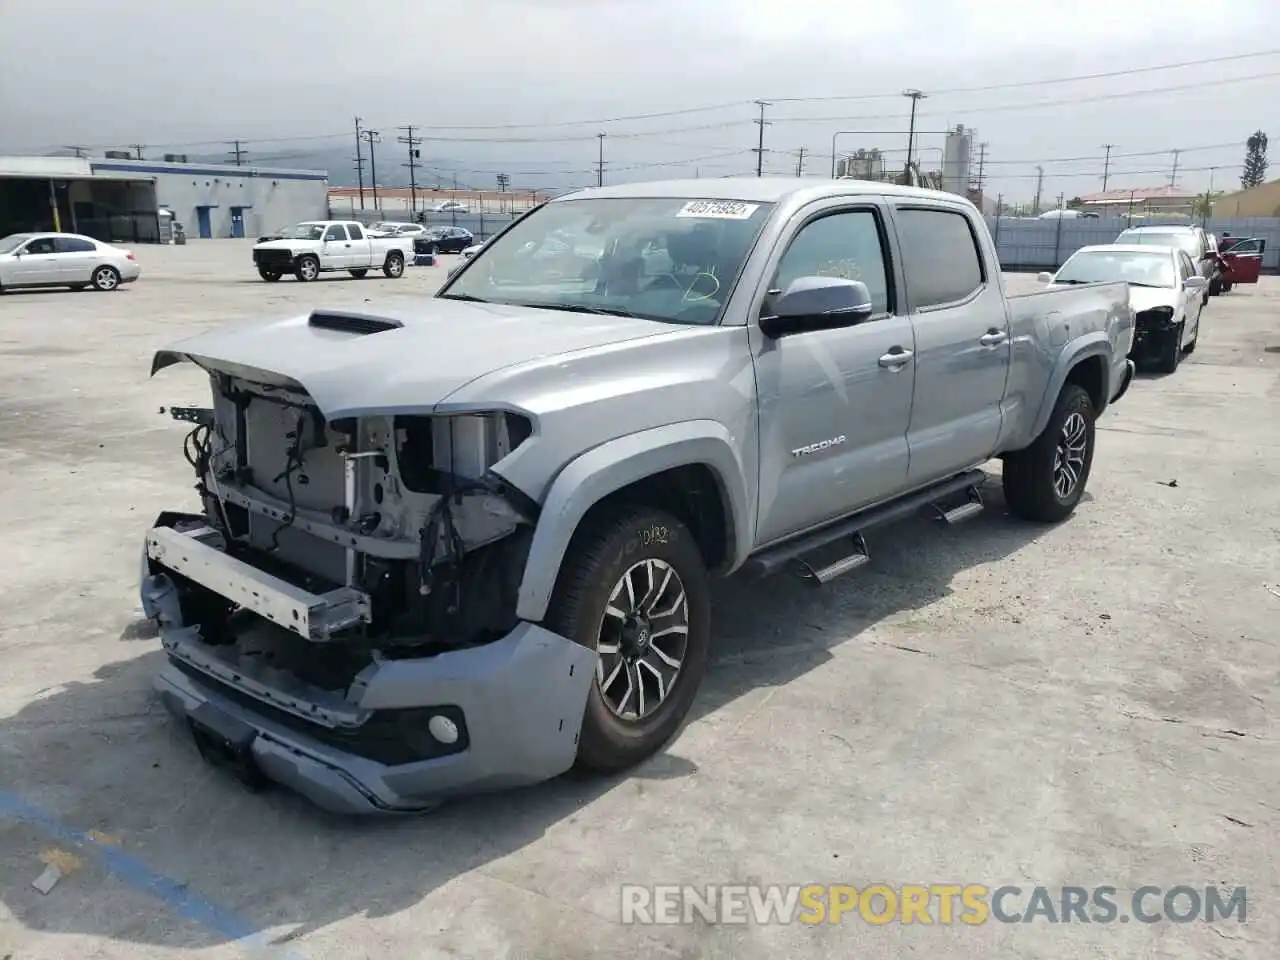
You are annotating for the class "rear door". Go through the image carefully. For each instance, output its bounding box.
[346,222,374,266]
[54,235,99,283]
[891,203,1012,485]
[1177,251,1203,338]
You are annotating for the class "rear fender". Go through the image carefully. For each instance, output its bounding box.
[514,420,751,623]
[1028,333,1112,438]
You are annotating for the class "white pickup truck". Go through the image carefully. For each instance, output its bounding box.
[251,221,413,282]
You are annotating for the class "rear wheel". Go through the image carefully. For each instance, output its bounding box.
[257,268,282,282]
[348,268,369,278]
[1002,383,1096,523]
[294,255,320,282]
[544,505,711,773]
[92,265,120,291]
[382,251,405,278]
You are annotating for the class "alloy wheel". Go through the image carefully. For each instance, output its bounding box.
[595,558,689,721]
[1053,411,1088,500]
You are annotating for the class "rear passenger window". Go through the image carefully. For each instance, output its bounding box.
[55,237,96,253]
[347,223,364,239]
[771,209,891,315]
[896,208,985,309]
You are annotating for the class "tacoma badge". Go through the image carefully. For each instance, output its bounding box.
[791,435,847,458]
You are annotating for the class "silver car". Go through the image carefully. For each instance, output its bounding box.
[1042,243,1205,373]
[0,232,141,292]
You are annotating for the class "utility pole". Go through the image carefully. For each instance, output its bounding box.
[1033,165,1044,216]
[1169,149,1181,187]
[131,144,146,160]
[362,129,381,211]
[353,116,366,209]
[397,124,422,214]
[227,140,247,166]
[1101,144,1114,190]
[752,100,771,177]
[902,89,927,178]
[975,142,988,201]
[794,147,806,177]
[597,133,606,187]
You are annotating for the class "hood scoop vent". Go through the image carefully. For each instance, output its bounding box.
[307,310,404,336]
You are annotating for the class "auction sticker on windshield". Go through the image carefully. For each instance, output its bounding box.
[677,200,760,220]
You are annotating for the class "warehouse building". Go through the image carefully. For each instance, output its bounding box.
[0,155,329,242]
[1212,179,1280,218]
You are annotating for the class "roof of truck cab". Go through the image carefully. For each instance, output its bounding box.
[552,177,973,206]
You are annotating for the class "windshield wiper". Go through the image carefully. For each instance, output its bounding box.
[439,293,490,303]
[1125,281,1166,289]
[510,301,641,319]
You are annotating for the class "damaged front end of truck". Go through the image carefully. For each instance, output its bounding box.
[141,308,596,814]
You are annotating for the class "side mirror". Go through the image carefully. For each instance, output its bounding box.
[759,277,874,339]
[1037,271,1054,283]
[1183,276,1208,291]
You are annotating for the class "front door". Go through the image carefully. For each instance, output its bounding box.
[322,223,351,267]
[1224,238,1263,284]
[196,207,212,239]
[1176,250,1203,345]
[890,204,1011,485]
[751,202,915,545]
[13,236,61,285]
[229,207,245,238]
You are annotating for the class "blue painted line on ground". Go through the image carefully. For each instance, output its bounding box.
[0,787,306,958]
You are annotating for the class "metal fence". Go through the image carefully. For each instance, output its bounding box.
[986,215,1280,272]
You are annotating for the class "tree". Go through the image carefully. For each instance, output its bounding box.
[1242,130,1269,189]
[1066,196,1084,209]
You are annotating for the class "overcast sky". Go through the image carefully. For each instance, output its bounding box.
[1,0,1276,201]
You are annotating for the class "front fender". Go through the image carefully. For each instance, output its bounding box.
[1028,332,1113,439]
[514,420,752,623]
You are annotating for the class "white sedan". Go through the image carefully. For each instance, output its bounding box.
[0,232,141,292]
[1040,243,1206,374]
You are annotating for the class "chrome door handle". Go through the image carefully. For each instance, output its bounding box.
[878,348,913,368]
[980,330,1008,346]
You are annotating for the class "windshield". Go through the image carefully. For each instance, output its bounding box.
[441,197,775,325]
[1055,249,1175,288]
[0,233,33,254]
[1117,230,1198,256]
[274,223,326,240]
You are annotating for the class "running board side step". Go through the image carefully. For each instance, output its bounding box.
[742,469,987,583]
[934,484,984,524]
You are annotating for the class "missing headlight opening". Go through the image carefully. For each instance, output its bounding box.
[159,373,537,678]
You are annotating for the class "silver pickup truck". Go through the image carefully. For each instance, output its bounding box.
[141,179,1135,814]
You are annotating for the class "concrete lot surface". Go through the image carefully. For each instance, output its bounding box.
[1,241,1278,958]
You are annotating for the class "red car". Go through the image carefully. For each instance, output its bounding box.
[1216,236,1264,291]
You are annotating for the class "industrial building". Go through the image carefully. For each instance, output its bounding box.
[1212,178,1280,218]
[0,155,329,242]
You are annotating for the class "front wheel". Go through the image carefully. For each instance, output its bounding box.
[1155,323,1183,373]
[348,268,369,278]
[382,251,405,278]
[1002,383,1096,523]
[294,255,320,282]
[545,505,711,773]
[258,268,282,282]
[92,265,120,291]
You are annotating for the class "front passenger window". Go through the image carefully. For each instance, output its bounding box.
[324,225,347,241]
[771,210,891,314]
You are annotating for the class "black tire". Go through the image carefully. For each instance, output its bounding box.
[382,251,405,278]
[91,265,120,291]
[1183,322,1198,355]
[1002,383,1096,523]
[544,505,711,773]
[1222,280,1233,293]
[257,268,282,282]
[348,268,369,278]
[1155,323,1182,373]
[294,255,320,282]
[1209,275,1222,297]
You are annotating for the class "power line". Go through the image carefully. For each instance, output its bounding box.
[226,140,247,166]
[397,124,423,213]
